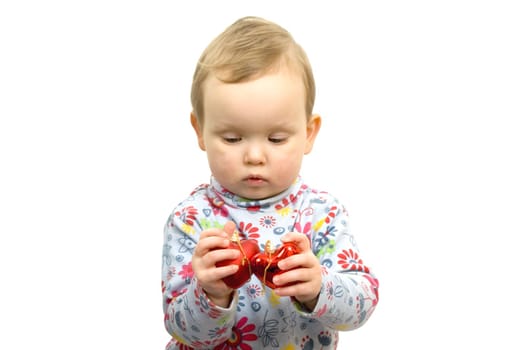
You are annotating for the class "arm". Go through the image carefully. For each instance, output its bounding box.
[274,197,379,330]
[308,200,379,330]
[161,210,239,348]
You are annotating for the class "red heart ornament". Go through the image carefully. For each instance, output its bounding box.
[215,233,260,289]
[250,241,300,289]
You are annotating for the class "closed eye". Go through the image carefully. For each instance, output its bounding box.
[268,137,286,144]
[223,137,242,143]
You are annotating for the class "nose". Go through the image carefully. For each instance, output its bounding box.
[244,141,266,165]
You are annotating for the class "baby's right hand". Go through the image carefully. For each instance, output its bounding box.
[191,221,240,307]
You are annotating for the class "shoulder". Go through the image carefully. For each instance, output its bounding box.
[302,182,344,208]
[298,182,352,223]
[168,183,211,217]
[164,183,214,235]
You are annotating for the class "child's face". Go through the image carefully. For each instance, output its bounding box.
[192,68,320,200]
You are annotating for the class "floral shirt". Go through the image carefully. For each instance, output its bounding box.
[162,176,379,349]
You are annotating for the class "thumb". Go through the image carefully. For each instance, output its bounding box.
[223,221,237,237]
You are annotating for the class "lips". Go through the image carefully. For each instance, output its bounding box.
[244,175,266,185]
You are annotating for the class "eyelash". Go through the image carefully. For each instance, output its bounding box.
[224,137,241,143]
[222,137,286,144]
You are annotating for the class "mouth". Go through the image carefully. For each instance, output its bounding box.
[244,175,266,185]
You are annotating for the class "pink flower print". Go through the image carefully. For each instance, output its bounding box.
[178,262,193,283]
[173,340,193,350]
[259,215,276,228]
[238,221,260,239]
[363,274,380,303]
[274,193,294,211]
[175,206,199,226]
[246,204,262,213]
[193,288,221,319]
[325,280,334,301]
[165,287,187,308]
[324,206,337,224]
[207,196,229,217]
[214,316,257,350]
[245,283,263,299]
[166,266,177,281]
[190,340,214,349]
[275,184,307,211]
[208,324,229,340]
[293,221,312,235]
[314,303,328,317]
[337,248,370,273]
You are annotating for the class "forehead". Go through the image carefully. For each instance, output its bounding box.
[202,68,306,122]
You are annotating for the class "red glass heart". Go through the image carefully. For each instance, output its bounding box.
[216,237,260,289]
[250,241,300,289]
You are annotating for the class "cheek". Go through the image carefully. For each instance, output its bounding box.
[272,151,304,177]
[274,145,304,165]
[206,147,237,172]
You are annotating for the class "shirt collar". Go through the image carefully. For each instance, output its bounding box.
[208,176,304,210]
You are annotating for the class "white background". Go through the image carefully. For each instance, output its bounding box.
[1,1,525,349]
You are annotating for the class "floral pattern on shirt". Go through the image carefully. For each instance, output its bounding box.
[162,177,379,349]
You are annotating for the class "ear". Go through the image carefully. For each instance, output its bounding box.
[190,112,206,151]
[304,114,322,154]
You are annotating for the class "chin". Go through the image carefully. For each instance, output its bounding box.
[238,188,273,201]
[244,187,289,201]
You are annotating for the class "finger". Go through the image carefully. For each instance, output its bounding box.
[277,252,309,270]
[223,221,236,237]
[280,232,311,252]
[208,248,241,265]
[196,264,239,285]
[272,269,321,297]
[195,249,241,269]
[200,228,228,239]
[195,236,231,257]
[272,267,307,287]
[211,264,240,280]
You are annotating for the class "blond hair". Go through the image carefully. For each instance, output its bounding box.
[190,16,315,125]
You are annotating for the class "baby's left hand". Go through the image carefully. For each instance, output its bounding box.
[272,232,322,310]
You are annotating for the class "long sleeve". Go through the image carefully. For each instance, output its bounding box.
[162,210,238,348]
[291,197,379,330]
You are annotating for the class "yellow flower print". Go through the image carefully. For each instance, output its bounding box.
[277,207,291,217]
[313,218,324,231]
[181,223,195,235]
[334,323,351,331]
[269,289,281,307]
[280,343,295,350]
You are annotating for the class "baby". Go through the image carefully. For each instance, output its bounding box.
[162,16,379,349]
